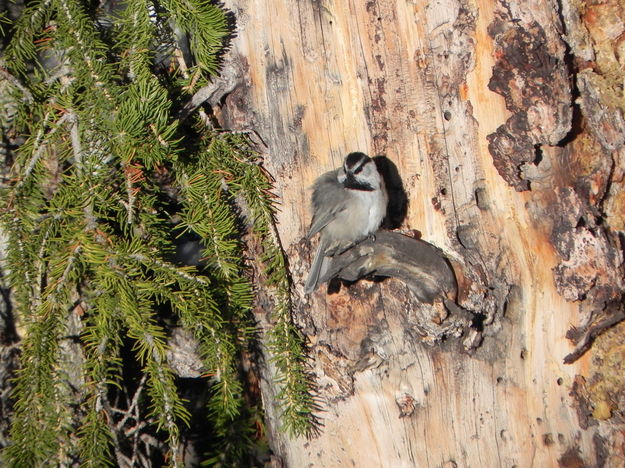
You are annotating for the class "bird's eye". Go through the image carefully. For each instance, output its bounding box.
[354,165,364,174]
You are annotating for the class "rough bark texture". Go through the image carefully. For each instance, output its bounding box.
[217,0,625,466]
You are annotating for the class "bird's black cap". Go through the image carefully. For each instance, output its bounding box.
[344,152,370,171]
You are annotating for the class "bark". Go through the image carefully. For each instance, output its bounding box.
[218,0,625,466]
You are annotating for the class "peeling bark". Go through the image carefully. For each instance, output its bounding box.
[487,15,571,190]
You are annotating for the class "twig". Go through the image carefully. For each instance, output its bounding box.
[177,82,219,121]
[0,66,34,102]
[128,252,210,286]
[115,374,147,431]
[563,309,625,364]
[67,112,97,231]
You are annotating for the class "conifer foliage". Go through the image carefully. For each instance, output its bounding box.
[0,0,316,465]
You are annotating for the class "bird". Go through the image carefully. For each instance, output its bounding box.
[304,152,388,294]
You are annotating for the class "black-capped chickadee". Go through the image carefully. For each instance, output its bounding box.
[304,152,388,294]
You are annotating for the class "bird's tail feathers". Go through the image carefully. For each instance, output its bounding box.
[304,240,329,294]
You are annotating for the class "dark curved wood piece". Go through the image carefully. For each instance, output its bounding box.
[318,230,457,304]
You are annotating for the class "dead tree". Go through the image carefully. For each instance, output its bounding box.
[216,0,625,465]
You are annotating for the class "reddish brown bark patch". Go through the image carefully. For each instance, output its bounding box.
[487,15,571,190]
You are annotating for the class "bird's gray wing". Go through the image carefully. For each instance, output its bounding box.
[306,170,348,239]
[307,208,342,239]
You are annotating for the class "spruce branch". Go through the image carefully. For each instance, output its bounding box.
[127,252,210,286]
[68,111,100,232]
[114,0,156,81]
[159,0,228,76]
[3,0,55,76]
[5,240,83,466]
[11,109,65,193]
[263,231,320,438]
[198,133,320,437]
[97,267,189,466]
[0,0,315,463]
[55,0,114,100]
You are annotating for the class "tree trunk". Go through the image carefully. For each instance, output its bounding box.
[218,0,625,466]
